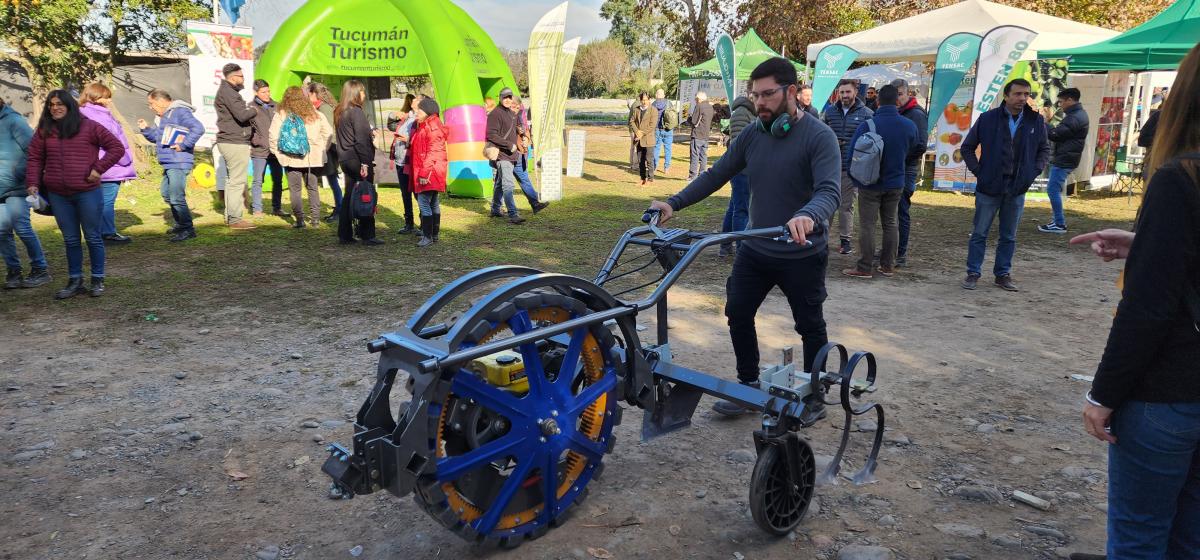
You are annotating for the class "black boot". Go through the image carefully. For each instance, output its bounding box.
[712,381,759,417]
[22,267,51,288]
[417,215,435,247]
[54,277,87,300]
[431,213,441,242]
[4,267,22,289]
[88,276,105,297]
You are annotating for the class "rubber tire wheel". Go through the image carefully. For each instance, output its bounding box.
[748,441,816,535]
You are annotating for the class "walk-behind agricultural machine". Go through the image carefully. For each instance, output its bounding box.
[322,211,886,548]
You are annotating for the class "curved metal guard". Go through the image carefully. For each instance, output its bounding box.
[813,345,884,486]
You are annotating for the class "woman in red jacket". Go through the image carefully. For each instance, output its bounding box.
[26,90,125,299]
[409,97,447,247]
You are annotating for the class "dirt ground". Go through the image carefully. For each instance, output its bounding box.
[2,127,1133,560]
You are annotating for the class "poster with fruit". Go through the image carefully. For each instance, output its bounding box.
[185,20,255,149]
[932,76,978,192]
[1005,59,1070,126]
[1091,72,1131,177]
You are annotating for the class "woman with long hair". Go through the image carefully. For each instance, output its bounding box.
[306,82,342,222]
[334,79,382,245]
[78,83,136,244]
[25,90,125,299]
[408,97,447,247]
[1070,42,1200,559]
[269,86,333,228]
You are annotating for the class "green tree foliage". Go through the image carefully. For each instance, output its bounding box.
[736,0,873,64]
[571,39,632,97]
[1,0,209,108]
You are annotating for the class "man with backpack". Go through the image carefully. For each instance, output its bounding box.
[959,79,1050,292]
[652,89,677,176]
[822,79,873,255]
[842,85,919,278]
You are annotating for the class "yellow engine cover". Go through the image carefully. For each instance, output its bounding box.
[467,351,528,393]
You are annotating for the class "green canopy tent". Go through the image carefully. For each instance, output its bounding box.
[678,29,807,83]
[1037,0,1200,71]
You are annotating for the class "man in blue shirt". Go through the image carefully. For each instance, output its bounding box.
[959,79,1050,292]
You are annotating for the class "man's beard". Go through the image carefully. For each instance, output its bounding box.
[758,99,787,123]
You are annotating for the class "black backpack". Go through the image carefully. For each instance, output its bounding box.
[351,180,377,218]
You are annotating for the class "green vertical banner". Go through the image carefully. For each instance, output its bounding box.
[715,33,737,102]
[810,44,858,111]
[927,32,982,137]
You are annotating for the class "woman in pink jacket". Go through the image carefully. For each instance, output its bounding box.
[26,90,125,299]
[78,83,136,245]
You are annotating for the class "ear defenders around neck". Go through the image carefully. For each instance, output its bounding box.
[756,112,795,138]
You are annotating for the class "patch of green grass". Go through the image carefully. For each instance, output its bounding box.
[1,126,1138,322]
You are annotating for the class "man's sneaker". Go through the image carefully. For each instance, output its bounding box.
[962,273,980,290]
[995,275,1019,292]
[1038,223,1068,234]
[229,220,257,230]
[490,211,504,218]
[718,243,734,258]
[532,202,550,214]
[102,233,132,245]
[842,268,873,279]
[169,229,197,242]
[22,267,50,288]
[876,266,896,277]
[838,238,853,255]
[169,224,187,234]
[5,267,23,289]
[509,215,526,225]
[799,399,828,427]
[712,381,759,417]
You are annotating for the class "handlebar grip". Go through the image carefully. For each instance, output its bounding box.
[641,208,661,224]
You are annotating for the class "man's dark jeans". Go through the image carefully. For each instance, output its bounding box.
[726,246,829,382]
[898,166,917,260]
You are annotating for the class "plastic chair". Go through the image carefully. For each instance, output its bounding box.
[1113,146,1143,204]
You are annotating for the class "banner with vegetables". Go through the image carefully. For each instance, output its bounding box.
[931,75,978,193]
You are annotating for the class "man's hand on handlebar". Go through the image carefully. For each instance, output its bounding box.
[647,200,673,224]
[786,215,816,247]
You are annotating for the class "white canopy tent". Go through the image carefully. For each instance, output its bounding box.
[845,62,931,90]
[806,0,1118,63]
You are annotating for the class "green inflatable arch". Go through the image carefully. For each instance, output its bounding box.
[257,0,518,197]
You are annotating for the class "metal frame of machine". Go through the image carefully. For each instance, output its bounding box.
[322,212,886,548]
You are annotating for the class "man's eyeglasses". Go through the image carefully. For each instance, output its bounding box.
[748,84,794,102]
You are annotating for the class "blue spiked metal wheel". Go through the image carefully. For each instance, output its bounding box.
[414,291,622,547]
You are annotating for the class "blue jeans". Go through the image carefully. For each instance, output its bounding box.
[0,195,48,270]
[721,173,750,240]
[1108,401,1200,559]
[1046,165,1071,227]
[47,189,105,278]
[324,171,342,214]
[251,155,283,213]
[490,160,519,217]
[100,181,122,236]
[161,168,194,230]
[898,167,917,259]
[966,190,1024,277]
[513,154,540,206]
[653,129,673,172]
